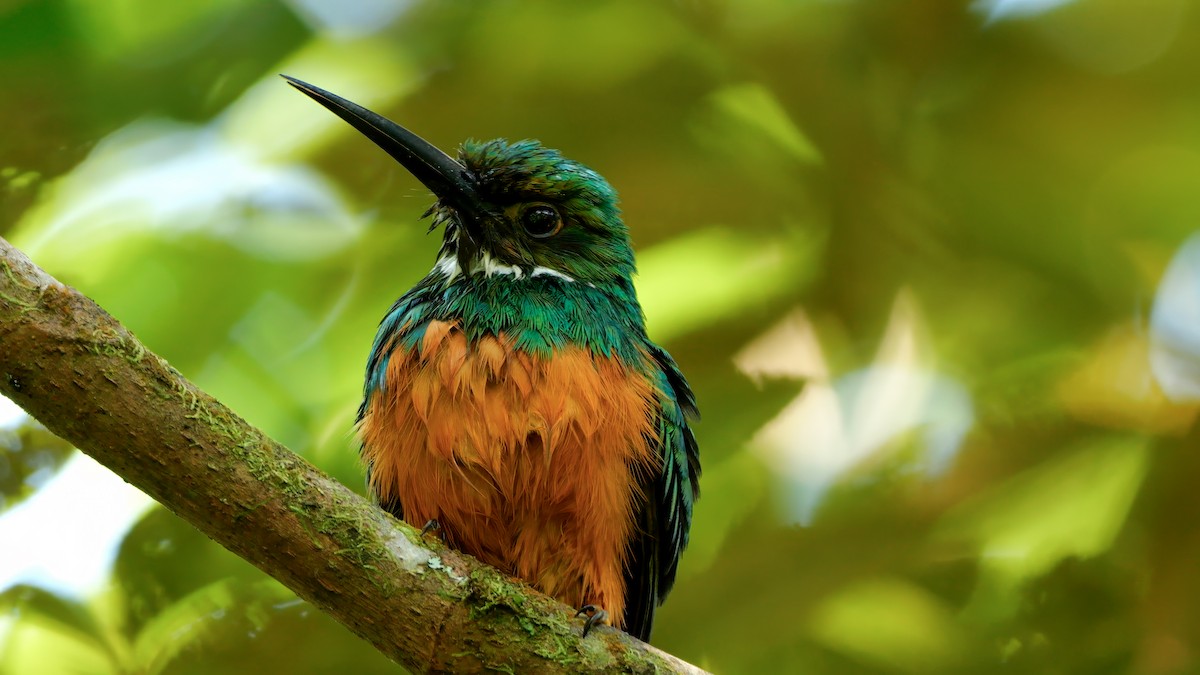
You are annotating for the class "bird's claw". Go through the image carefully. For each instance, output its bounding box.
[420,519,442,539]
[575,604,609,637]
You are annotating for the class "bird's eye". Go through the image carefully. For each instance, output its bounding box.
[520,203,563,238]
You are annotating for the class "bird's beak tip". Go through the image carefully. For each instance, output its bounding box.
[281,75,487,237]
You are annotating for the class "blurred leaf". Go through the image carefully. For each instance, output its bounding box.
[808,577,966,673]
[113,508,263,639]
[709,82,822,166]
[64,0,245,63]
[0,584,118,665]
[1031,0,1187,73]
[940,436,1150,619]
[0,614,115,675]
[638,226,822,343]
[13,119,364,271]
[221,36,423,162]
[0,1,74,83]
[131,579,292,675]
[465,1,685,90]
[110,511,400,675]
[158,591,400,675]
[1058,322,1197,433]
[0,418,74,514]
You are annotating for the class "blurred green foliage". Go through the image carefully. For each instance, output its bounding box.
[4,0,1200,673]
[0,423,73,514]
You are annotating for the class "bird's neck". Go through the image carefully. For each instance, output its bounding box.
[420,268,648,364]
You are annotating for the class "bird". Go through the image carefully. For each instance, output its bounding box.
[283,75,700,641]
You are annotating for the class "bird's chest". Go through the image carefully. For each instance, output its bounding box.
[358,320,659,554]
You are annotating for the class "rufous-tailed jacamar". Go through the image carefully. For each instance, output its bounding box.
[284,76,700,640]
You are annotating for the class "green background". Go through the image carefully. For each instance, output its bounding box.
[4,0,1200,673]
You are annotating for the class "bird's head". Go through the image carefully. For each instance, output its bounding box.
[284,76,635,287]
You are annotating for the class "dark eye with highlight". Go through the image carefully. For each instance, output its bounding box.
[520,203,563,238]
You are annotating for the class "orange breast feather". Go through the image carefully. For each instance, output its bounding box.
[358,320,660,625]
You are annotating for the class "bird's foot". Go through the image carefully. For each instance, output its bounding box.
[420,519,442,539]
[574,604,609,637]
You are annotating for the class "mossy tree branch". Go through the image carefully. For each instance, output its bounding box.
[0,236,708,675]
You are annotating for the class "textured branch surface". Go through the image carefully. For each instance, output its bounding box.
[0,236,707,675]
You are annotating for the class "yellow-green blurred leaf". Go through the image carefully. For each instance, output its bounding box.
[65,0,245,63]
[638,226,822,343]
[940,436,1149,617]
[710,83,823,166]
[131,579,292,675]
[808,578,966,672]
[0,608,116,675]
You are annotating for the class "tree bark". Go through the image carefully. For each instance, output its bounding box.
[0,236,708,675]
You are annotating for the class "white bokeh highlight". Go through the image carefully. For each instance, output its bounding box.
[736,293,974,524]
[1151,232,1200,402]
[0,433,154,598]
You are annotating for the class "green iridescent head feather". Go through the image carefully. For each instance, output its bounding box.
[422,138,637,285]
[338,135,656,398]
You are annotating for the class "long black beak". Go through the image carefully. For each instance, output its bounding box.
[282,75,488,246]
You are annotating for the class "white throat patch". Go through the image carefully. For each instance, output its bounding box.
[431,253,576,283]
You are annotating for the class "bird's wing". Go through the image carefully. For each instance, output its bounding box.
[357,288,436,522]
[623,343,701,641]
